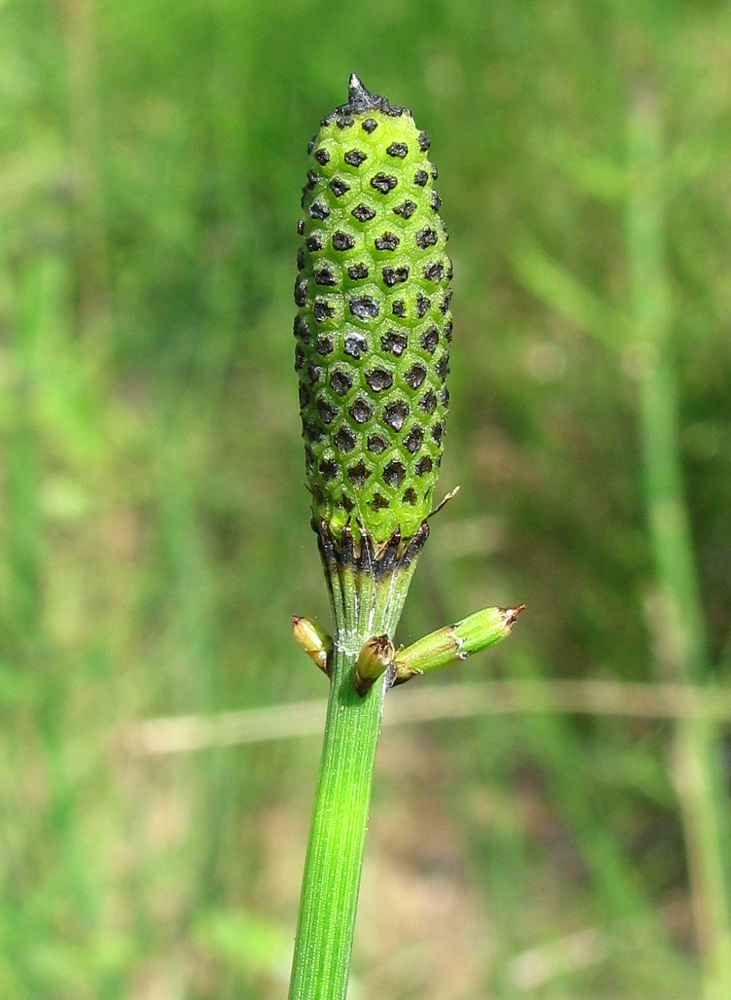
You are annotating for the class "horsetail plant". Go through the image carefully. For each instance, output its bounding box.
[289,74,523,1000]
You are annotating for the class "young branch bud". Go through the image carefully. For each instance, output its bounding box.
[354,634,396,696]
[292,615,334,676]
[393,605,525,684]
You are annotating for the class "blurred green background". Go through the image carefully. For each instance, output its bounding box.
[3,0,731,996]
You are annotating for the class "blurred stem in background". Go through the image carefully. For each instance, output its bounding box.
[515,85,731,999]
[59,0,111,340]
[625,92,731,1000]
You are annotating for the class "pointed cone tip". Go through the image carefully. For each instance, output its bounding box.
[348,72,367,102]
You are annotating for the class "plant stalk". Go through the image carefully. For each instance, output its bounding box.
[288,646,386,1000]
[288,529,422,1000]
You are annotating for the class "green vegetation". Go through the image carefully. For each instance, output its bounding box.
[2,1,731,998]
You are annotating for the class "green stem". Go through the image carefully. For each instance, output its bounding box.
[288,529,422,1000]
[288,646,386,1000]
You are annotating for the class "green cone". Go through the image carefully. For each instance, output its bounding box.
[295,74,452,544]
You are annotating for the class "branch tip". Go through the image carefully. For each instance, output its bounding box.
[502,605,526,629]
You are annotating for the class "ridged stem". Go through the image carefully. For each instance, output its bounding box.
[288,529,423,1000]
